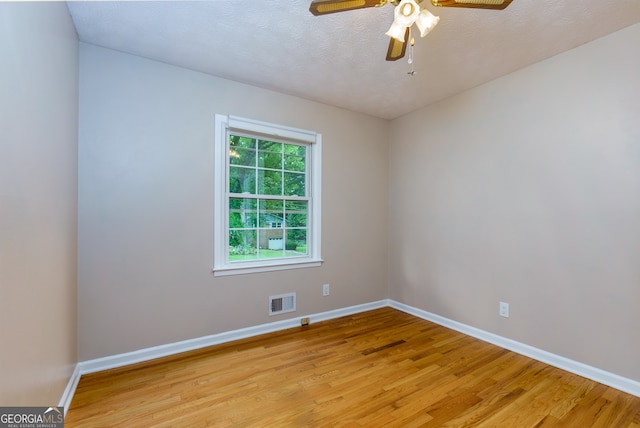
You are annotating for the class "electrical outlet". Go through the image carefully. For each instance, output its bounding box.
[322,283,330,296]
[499,301,510,318]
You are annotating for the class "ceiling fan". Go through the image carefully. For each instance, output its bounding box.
[309,0,514,61]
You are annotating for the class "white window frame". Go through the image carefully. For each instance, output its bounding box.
[213,114,322,276]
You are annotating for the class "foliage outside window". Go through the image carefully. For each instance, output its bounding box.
[214,115,322,276]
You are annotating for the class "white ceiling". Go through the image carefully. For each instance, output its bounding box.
[67,0,640,120]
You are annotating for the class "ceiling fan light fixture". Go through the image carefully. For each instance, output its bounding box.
[415,9,439,37]
[386,0,439,42]
[385,0,420,41]
[395,0,420,26]
[385,21,409,42]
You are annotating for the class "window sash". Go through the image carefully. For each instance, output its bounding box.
[227,195,310,262]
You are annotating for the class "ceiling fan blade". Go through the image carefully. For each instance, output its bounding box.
[386,28,409,61]
[309,0,383,16]
[430,0,513,10]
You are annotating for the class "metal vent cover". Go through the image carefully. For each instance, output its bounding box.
[269,292,296,316]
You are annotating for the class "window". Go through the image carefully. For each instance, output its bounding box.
[214,115,322,276]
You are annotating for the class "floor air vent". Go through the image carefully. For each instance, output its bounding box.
[269,292,296,316]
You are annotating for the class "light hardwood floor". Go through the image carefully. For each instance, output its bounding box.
[66,307,640,427]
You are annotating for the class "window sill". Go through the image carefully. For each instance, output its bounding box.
[213,259,323,277]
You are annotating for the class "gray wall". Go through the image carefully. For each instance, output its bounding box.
[0,3,78,405]
[388,24,640,382]
[77,44,389,360]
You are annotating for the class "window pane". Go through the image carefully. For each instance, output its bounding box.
[283,172,305,196]
[258,169,282,195]
[230,135,256,149]
[258,199,284,227]
[258,151,282,169]
[284,144,306,157]
[229,198,257,228]
[259,229,284,259]
[229,166,256,194]
[285,200,307,227]
[285,200,307,211]
[263,199,284,211]
[228,230,257,261]
[284,154,305,172]
[230,147,255,167]
[286,229,307,256]
[230,197,257,210]
[258,140,282,153]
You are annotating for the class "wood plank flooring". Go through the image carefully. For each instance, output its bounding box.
[66,307,640,427]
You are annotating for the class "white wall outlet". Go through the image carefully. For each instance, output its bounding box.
[322,283,330,296]
[499,301,510,318]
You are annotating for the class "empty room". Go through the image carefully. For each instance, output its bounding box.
[1,0,639,426]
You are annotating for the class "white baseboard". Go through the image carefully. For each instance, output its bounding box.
[77,300,388,375]
[62,297,638,411]
[59,363,81,416]
[388,300,640,398]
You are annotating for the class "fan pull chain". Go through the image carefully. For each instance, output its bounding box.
[407,30,417,76]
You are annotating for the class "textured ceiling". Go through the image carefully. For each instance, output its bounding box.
[67,0,640,120]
